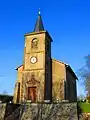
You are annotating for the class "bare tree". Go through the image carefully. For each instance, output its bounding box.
[78,55,90,96]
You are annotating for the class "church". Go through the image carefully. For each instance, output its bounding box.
[13,12,78,103]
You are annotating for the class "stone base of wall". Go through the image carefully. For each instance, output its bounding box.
[4,103,20,120]
[0,103,6,120]
[0,102,78,120]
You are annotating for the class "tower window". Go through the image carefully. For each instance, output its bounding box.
[31,38,38,49]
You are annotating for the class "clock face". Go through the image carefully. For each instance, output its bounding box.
[30,56,37,64]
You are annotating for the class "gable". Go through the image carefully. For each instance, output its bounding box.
[52,58,78,80]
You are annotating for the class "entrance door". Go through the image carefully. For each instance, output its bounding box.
[28,87,36,102]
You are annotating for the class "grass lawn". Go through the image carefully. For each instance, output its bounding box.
[78,102,90,113]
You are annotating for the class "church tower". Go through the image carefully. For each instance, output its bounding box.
[13,11,53,103]
[13,11,77,104]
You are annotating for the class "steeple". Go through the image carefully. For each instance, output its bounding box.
[34,9,44,32]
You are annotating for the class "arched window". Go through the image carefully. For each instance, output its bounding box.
[31,38,38,49]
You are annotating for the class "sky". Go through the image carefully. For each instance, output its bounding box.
[0,0,90,96]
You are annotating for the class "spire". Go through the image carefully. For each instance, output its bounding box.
[34,9,44,32]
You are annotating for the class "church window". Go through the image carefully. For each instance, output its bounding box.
[31,38,38,49]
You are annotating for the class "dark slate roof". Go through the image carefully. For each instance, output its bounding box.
[65,64,78,80]
[34,12,44,32]
[15,64,23,70]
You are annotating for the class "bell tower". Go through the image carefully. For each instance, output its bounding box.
[22,11,53,102]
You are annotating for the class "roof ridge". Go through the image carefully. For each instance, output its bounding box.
[52,58,68,65]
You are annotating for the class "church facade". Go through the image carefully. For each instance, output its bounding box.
[13,12,77,103]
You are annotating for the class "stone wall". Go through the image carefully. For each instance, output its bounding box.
[0,102,79,120]
[4,103,20,120]
[2,102,90,120]
[21,102,78,120]
[0,104,6,120]
[66,68,77,102]
[52,59,66,101]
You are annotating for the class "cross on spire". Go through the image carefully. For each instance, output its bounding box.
[38,8,41,15]
[33,9,44,32]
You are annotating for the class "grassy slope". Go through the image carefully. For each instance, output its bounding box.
[78,102,90,113]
